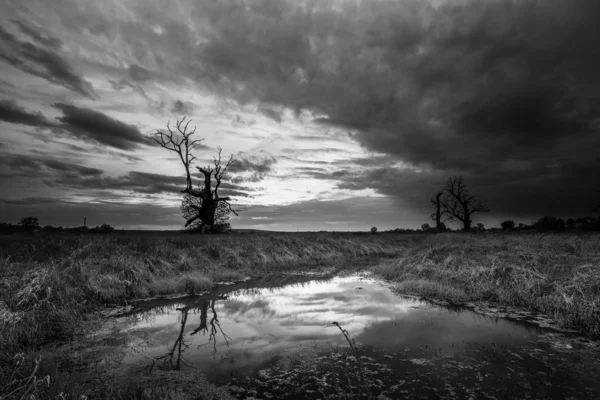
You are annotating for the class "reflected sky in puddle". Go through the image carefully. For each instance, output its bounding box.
[120,274,551,384]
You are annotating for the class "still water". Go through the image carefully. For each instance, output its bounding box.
[115,274,600,399]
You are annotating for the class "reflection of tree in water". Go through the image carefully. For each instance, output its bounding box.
[146,294,230,371]
[142,275,335,372]
[191,296,231,354]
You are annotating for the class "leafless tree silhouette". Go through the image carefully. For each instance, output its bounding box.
[145,294,231,371]
[147,309,193,371]
[191,296,231,355]
[152,117,239,231]
[440,176,490,232]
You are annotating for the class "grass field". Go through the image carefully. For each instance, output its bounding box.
[1,231,599,399]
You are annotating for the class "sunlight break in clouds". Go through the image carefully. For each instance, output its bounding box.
[1,0,599,230]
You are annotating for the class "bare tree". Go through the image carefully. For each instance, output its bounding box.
[152,117,239,232]
[440,176,490,232]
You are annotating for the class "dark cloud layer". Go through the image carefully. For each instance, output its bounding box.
[0,26,96,98]
[54,103,150,150]
[11,19,63,49]
[129,64,151,82]
[0,99,52,127]
[179,0,600,217]
[171,100,194,115]
[2,0,600,228]
[0,153,103,179]
[229,156,277,174]
[45,167,252,198]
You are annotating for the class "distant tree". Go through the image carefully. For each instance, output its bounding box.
[421,223,430,231]
[152,117,239,232]
[535,216,566,232]
[517,223,528,230]
[370,226,378,234]
[477,223,485,232]
[501,220,515,231]
[19,216,40,231]
[181,194,231,233]
[98,224,115,233]
[439,177,490,232]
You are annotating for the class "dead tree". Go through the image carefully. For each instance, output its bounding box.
[440,176,490,232]
[152,117,239,231]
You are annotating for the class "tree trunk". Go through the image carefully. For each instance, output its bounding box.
[435,193,442,232]
[199,199,217,228]
[463,218,471,232]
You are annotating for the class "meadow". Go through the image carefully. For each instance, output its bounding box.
[1,231,599,399]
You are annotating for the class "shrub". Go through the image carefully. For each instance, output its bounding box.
[535,216,566,232]
[19,217,40,231]
[500,220,515,231]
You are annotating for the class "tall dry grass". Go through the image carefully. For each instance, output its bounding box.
[0,232,417,399]
[372,233,600,336]
[0,233,418,352]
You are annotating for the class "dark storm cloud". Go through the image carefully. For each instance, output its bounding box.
[0,99,52,127]
[0,153,103,177]
[11,19,63,49]
[47,170,184,194]
[0,26,96,99]
[228,157,277,174]
[112,171,184,194]
[178,0,600,217]
[220,189,251,198]
[258,106,283,123]
[54,103,151,150]
[45,169,253,198]
[171,100,194,115]
[129,64,151,82]
[109,79,148,98]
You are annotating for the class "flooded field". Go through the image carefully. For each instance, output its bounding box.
[105,273,600,399]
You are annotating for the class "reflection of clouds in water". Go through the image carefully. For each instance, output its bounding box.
[221,299,275,319]
[122,276,432,374]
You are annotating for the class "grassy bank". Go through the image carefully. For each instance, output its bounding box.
[3,231,600,398]
[0,232,419,399]
[0,233,418,351]
[371,233,600,337]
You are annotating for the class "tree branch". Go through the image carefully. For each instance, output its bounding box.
[151,116,203,192]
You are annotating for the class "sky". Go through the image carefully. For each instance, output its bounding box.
[0,0,599,231]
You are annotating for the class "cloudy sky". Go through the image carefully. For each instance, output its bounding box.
[0,0,598,231]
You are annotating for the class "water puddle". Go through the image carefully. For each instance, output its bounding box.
[106,274,600,399]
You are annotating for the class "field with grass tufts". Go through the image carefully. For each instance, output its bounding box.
[373,233,600,336]
[1,231,599,399]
